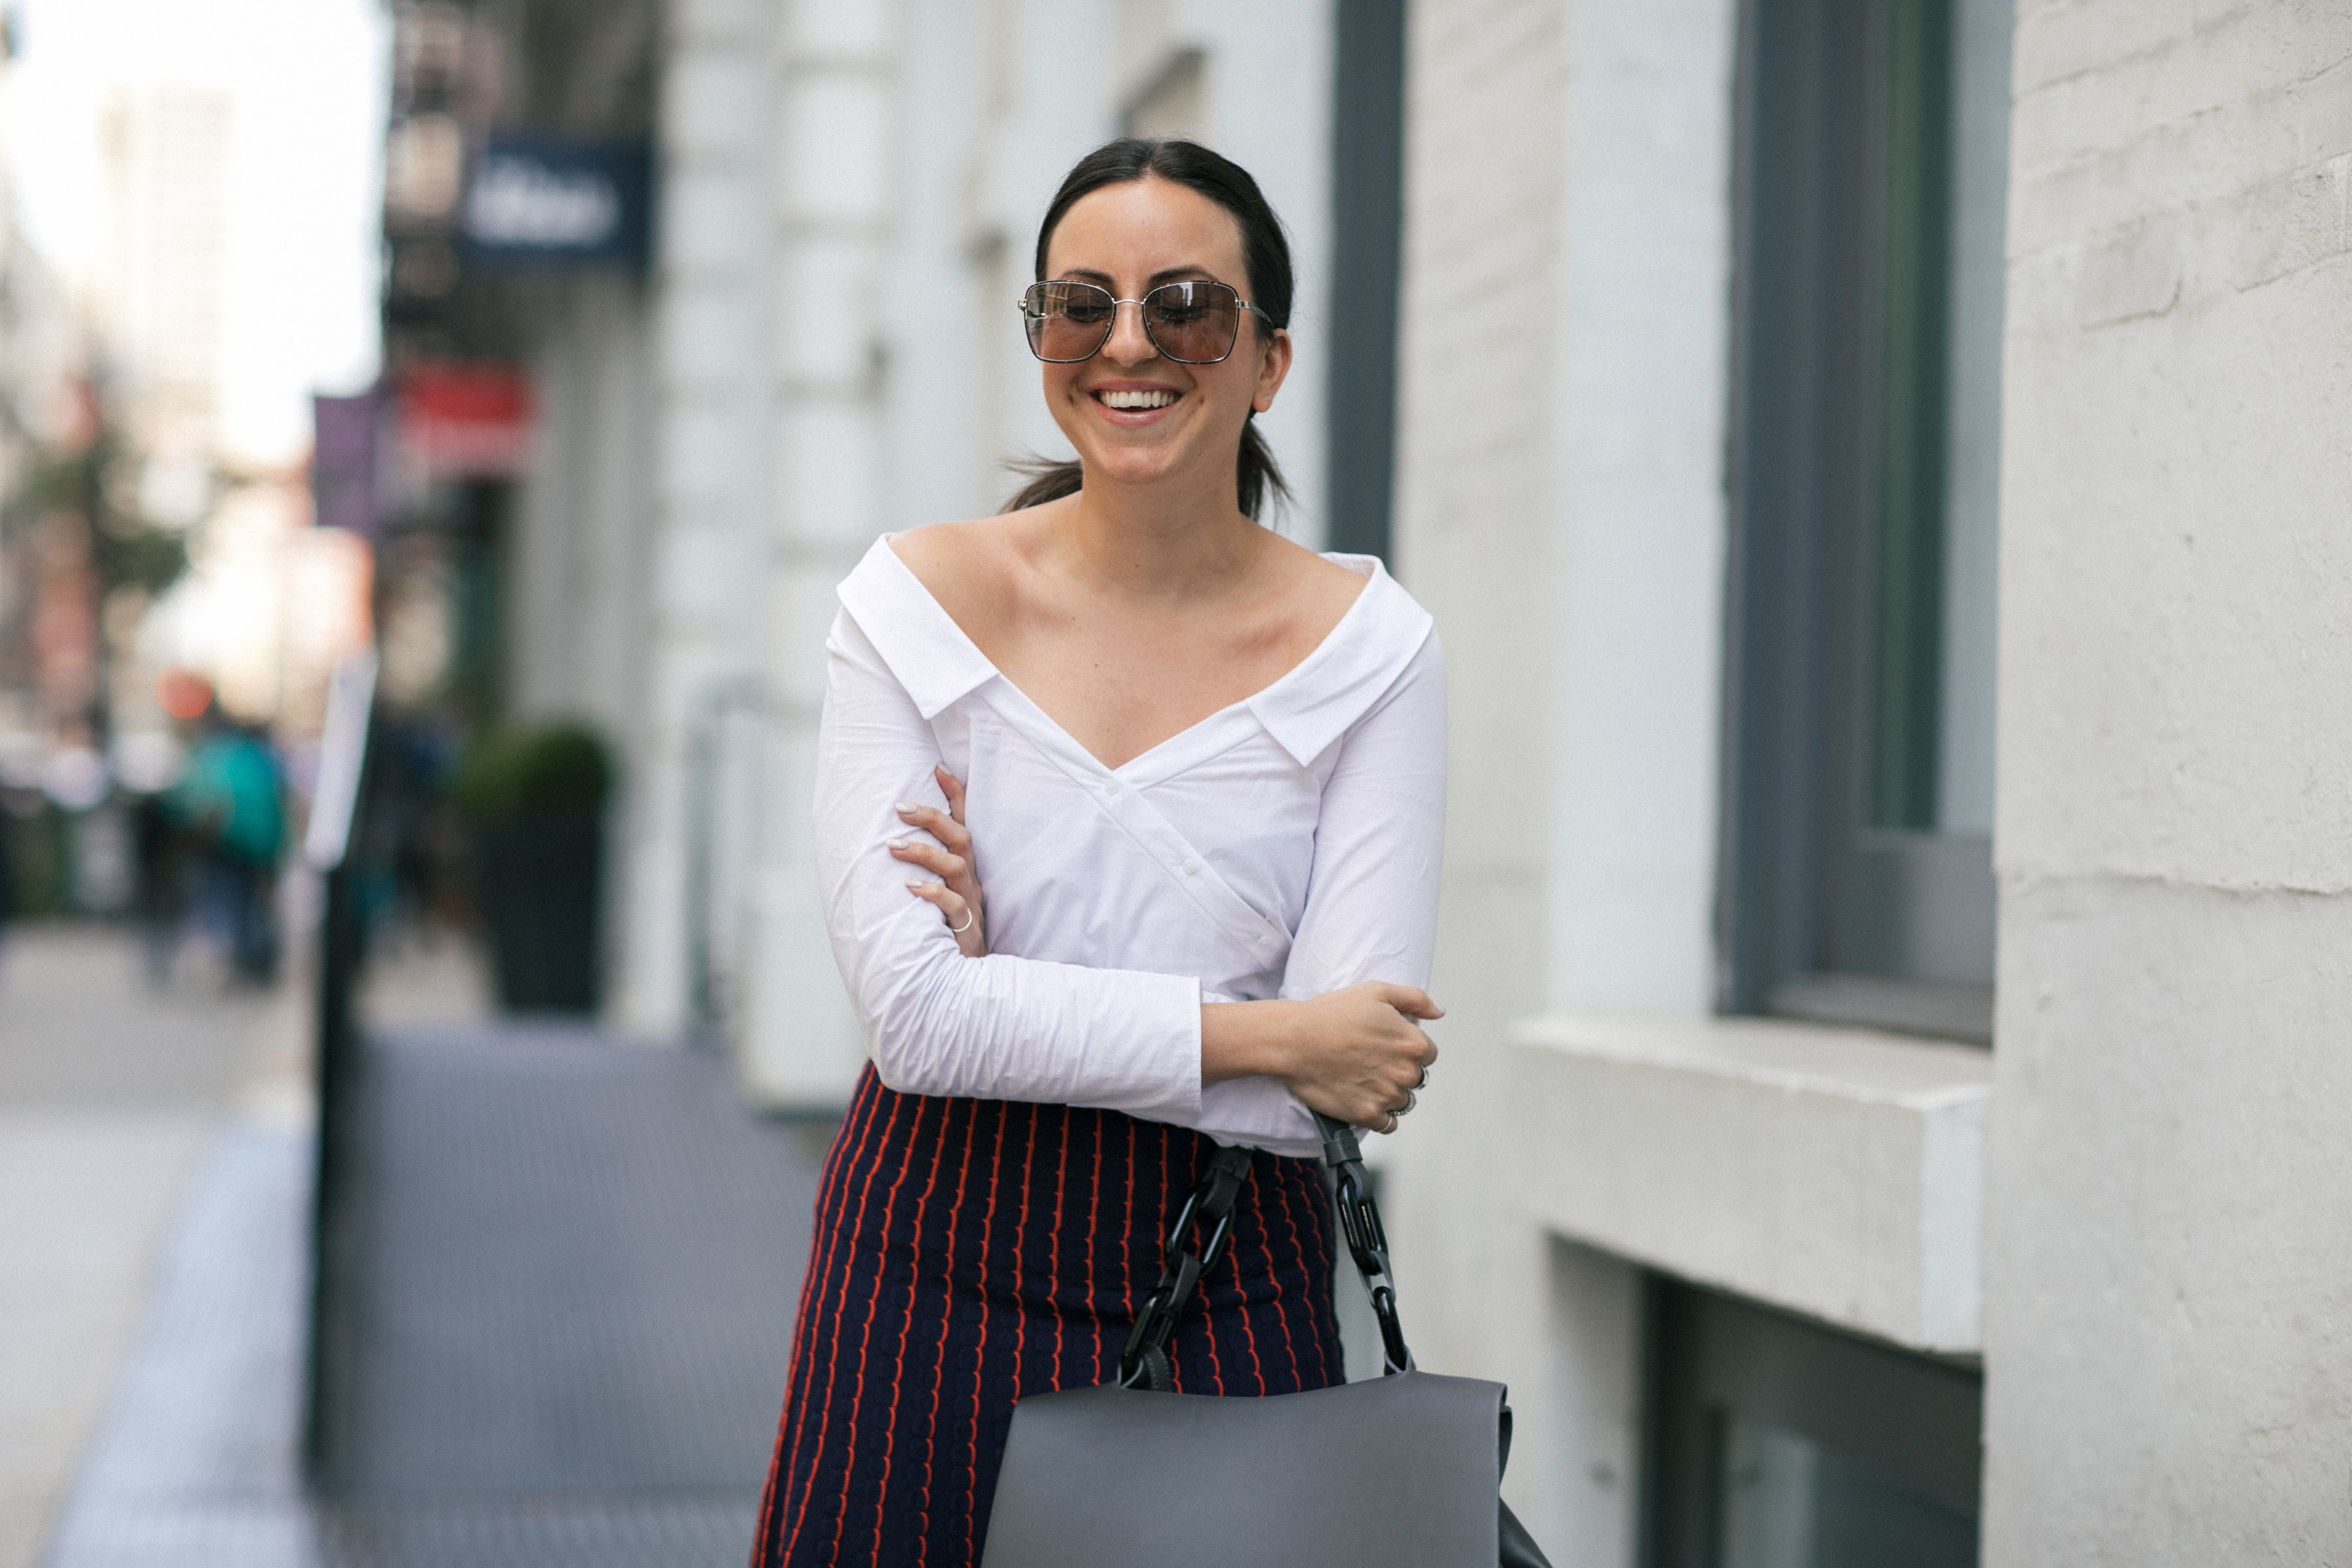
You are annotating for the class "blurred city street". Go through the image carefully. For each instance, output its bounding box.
[0,922,291,1568]
[0,0,2345,1559]
[1,921,830,1568]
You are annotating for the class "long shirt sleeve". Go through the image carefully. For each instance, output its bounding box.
[815,612,1207,1126]
[1190,635,1447,1151]
[812,537,1446,1159]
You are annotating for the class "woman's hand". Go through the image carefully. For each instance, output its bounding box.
[890,766,987,956]
[1201,982,1441,1135]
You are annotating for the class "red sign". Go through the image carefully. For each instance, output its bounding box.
[397,363,533,479]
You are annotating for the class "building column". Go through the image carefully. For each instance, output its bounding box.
[1985,12,2352,1561]
[615,0,776,1039]
[735,1,900,1102]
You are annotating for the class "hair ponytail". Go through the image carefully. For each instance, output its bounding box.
[1003,415,1290,519]
[1004,138,1296,523]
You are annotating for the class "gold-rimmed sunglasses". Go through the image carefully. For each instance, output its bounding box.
[1017,280,1273,365]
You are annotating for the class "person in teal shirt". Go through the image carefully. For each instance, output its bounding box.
[172,717,286,983]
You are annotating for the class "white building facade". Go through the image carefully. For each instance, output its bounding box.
[495,1,2352,1560]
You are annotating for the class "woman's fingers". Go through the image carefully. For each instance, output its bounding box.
[889,776,986,957]
[906,879,970,923]
[893,800,972,858]
[888,838,967,883]
[905,879,985,956]
[1372,982,1444,1021]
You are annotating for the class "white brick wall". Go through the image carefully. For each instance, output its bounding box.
[1987,7,2352,1562]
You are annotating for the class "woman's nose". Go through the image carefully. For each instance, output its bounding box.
[1102,298,1157,364]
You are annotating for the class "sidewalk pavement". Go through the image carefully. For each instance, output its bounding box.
[0,923,293,1568]
[18,920,833,1567]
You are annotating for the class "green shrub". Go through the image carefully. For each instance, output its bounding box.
[451,721,613,823]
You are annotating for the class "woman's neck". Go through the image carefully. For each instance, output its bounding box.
[1049,463,1264,602]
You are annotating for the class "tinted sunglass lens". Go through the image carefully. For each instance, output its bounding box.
[1145,282,1240,363]
[1024,282,1116,361]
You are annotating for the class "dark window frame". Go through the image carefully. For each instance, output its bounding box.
[1324,0,1409,562]
[1641,1276,1984,1568]
[1716,0,1997,1043]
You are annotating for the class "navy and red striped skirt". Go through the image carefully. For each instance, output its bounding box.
[750,1064,1345,1567]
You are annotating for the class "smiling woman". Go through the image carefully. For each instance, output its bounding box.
[1001,139,1295,521]
[749,140,1448,1567]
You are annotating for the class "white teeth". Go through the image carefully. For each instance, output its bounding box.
[1098,389,1176,410]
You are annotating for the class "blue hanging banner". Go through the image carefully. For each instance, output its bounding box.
[459,135,653,270]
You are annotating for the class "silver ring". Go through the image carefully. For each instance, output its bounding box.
[948,909,975,934]
[1414,1063,1429,1089]
[1396,1089,1417,1118]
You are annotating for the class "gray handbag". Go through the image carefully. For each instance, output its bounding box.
[980,1116,1554,1567]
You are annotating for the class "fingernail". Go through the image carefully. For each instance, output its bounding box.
[906,879,927,890]
[894,801,918,814]
[887,839,911,850]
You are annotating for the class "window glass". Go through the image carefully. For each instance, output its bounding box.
[1644,1279,1983,1568]
[1719,0,2010,1038]
[1719,1416,1978,1568]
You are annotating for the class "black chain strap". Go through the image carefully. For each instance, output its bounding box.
[1119,1115,1413,1392]
[1316,1113,1412,1376]
[1119,1143,1256,1390]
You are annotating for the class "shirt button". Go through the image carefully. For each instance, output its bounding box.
[1102,781,1121,797]
[1181,859,1200,876]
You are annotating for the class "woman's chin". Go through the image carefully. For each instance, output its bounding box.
[1073,445,1226,497]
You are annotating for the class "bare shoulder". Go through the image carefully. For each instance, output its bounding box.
[888,515,1042,639]
[1255,529,1369,642]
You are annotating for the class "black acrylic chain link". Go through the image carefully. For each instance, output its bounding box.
[1119,1143,1255,1390]
[1318,1113,1413,1376]
[1120,1117,1414,1392]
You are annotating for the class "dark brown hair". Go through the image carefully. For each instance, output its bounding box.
[1004,138,1294,521]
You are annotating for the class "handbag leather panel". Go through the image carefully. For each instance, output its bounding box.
[979,1369,1505,1567]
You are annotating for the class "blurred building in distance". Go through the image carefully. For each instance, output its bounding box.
[0,29,371,921]
[365,2,2352,1563]
[92,84,233,529]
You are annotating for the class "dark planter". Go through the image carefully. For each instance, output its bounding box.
[475,817,603,1013]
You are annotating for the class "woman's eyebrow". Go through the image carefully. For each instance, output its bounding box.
[1053,264,1223,287]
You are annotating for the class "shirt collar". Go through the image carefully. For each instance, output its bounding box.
[837,536,1434,762]
[1245,553,1434,766]
[836,536,999,719]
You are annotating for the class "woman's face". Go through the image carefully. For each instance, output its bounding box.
[1036,176,1292,506]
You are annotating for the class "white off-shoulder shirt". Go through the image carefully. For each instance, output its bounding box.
[815,535,1446,1159]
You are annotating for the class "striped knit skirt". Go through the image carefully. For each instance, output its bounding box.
[750,1065,1345,1567]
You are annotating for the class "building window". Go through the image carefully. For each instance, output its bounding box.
[1642,1279,1982,1568]
[1718,0,2010,1042]
[1324,0,1407,561]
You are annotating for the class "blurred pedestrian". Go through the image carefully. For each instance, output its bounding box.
[752,140,1444,1565]
[129,788,191,986]
[173,715,286,985]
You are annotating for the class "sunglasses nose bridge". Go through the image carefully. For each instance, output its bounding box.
[1099,295,1158,363]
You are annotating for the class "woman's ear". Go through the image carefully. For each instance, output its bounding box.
[1253,325,1294,414]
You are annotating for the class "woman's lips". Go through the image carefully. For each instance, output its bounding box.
[1088,386,1181,424]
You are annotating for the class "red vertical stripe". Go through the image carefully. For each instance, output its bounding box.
[960,1104,1009,1564]
[765,1075,885,1554]
[919,1096,979,1563]
[1047,1107,1069,1390]
[1085,1113,1105,1377]
[775,1075,892,1563]
[1011,1107,1037,1396]
[860,1093,935,1563]
[826,1086,911,1552]
[1260,1161,1305,1389]
[1232,1164,1267,1394]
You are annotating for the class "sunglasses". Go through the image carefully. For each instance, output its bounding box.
[1017,279,1271,365]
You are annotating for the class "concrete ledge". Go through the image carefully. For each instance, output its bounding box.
[1509,1013,1991,1354]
